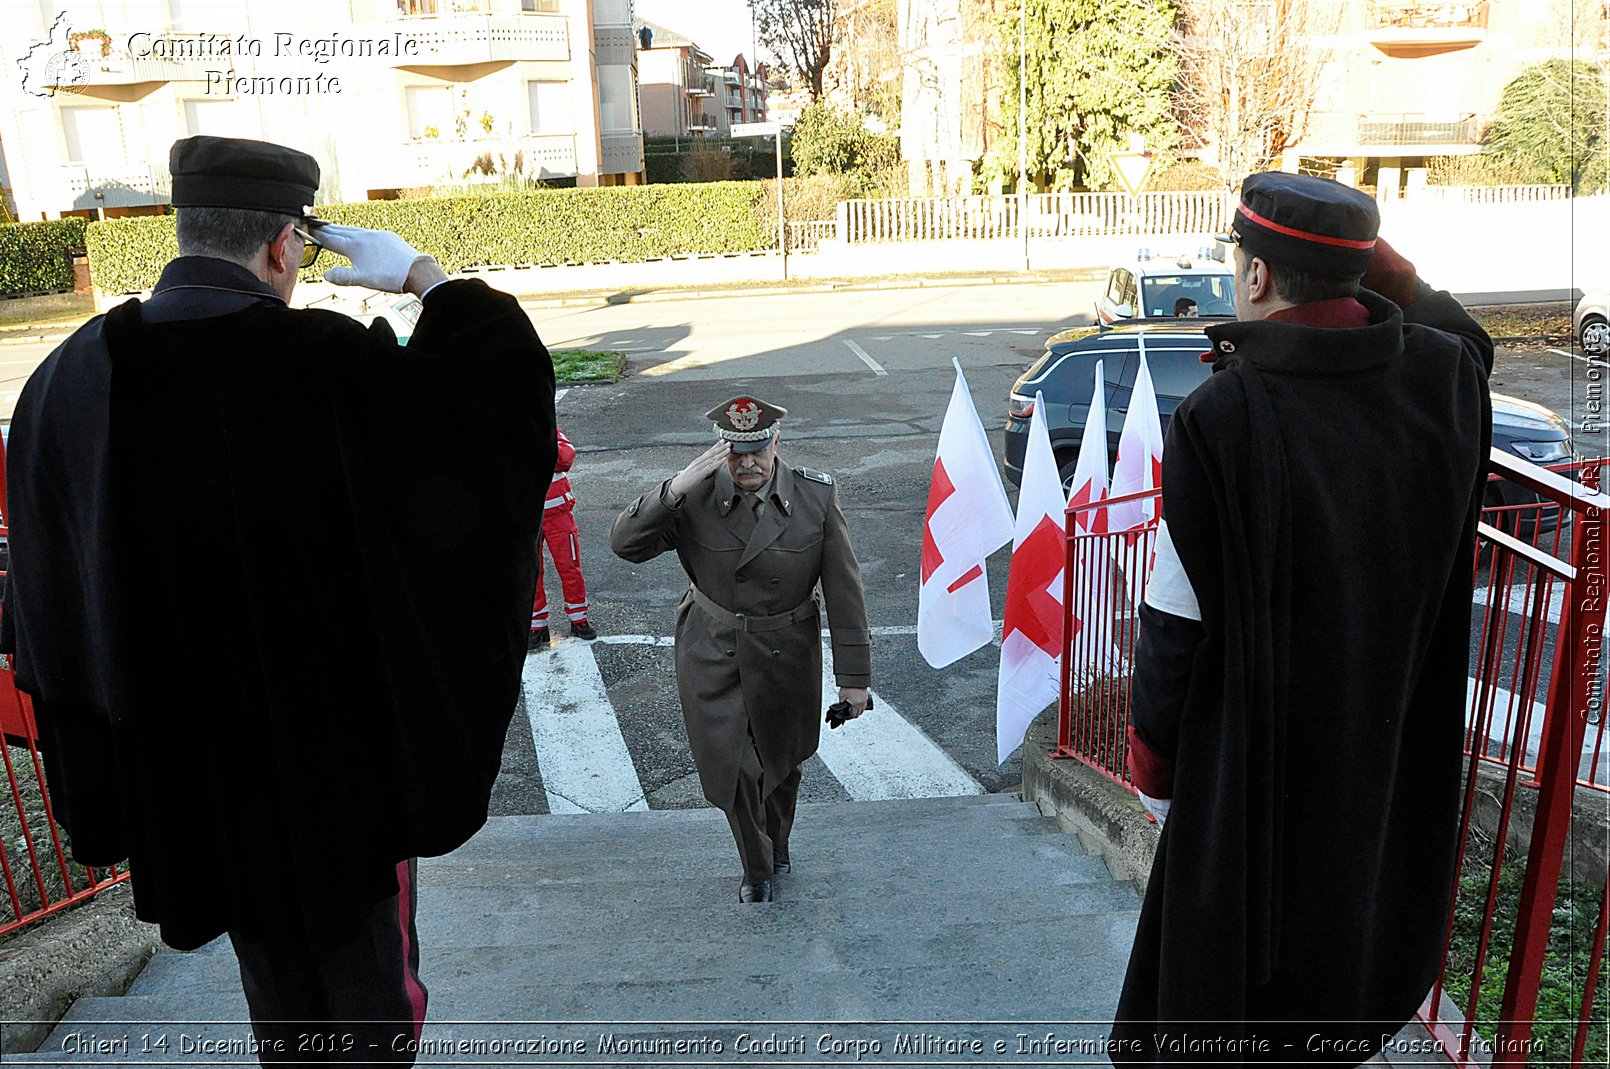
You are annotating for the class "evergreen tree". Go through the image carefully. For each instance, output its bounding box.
[1485,59,1608,194]
[990,0,1178,192]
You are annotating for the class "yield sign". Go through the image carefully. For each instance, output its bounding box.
[1109,151,1156,196]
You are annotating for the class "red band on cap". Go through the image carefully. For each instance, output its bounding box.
[1236,203,1377,250]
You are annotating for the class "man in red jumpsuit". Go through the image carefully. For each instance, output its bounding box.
[530,427,598,648]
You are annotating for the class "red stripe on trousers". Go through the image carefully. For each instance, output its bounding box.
[395,859,427,1041]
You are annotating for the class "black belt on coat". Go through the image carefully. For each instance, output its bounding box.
[686,584,818,633]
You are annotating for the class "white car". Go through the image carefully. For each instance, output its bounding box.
[303,290,425,343]
[1094,251,1237,327]
[1575,288,1608,356]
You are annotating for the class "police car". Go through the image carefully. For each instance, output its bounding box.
[1094,250,1237,327]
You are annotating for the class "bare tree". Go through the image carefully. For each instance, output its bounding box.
[1170,0,1336,192]
[751,0,839,101]
[828,0,901,125]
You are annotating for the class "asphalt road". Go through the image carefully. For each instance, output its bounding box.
[0,281,1602,811]
[500,282,1609,820]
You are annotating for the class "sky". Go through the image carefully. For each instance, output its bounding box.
[631,0,771,67]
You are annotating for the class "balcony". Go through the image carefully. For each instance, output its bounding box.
[688,113,716,132]
[1368,1,1488,57]
[600,134,643,175]
[43,41,210,88]
[392,134,578,184]
[1357,112,1480,146]
[375,11,569,66]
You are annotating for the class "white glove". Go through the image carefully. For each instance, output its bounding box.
[315,224,432,293]
[1138,791,1172,826]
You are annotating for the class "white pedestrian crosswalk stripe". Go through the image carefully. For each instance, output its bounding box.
[816,645,985,800]
[522,632,984,811]
[522,639,649,814]
[1473,582,1608,629]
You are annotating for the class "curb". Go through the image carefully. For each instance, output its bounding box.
[0,884,162,1054]
[516,271,1101,310]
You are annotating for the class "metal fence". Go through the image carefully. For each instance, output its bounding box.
[0,436,129,939]
[1408,185,1572,205]
[1054,454,1608,1065]
[836,191,1232,245]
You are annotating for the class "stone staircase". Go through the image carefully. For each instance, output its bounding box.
[28,794,1142,1066]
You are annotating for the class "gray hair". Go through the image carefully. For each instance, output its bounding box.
[174,206,298,265]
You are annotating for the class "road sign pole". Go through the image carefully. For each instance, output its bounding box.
[777,133,787,281]
[731,121,790,282]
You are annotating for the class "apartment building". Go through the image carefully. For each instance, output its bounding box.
[1289,0,1582,193]
[633,18,717,137]
[0,0,645,221]
[709,53,768,132]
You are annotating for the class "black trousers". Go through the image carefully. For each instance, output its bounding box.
[724,738,802,884]
[229,859,426,1066]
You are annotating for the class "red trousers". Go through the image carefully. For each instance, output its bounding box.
[532,509,589,628]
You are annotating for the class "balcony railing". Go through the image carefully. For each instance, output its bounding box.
[1368,0,1488,55]
[59,163,171,210]
[1369,0,1489,29]
[378,9,569,65]
[1357,113,1480,146]
[395,134,577,184]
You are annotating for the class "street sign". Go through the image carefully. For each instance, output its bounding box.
[1108,151,1156,197]
[731,121,783,138]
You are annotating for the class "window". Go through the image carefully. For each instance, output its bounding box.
[527,81,572,135]
[62,108,124,166]
[597,67,637,133]
[1140,275,1236,317]
[405,86,452,139]
[1142,345,1214,401]
[183,100,234,137]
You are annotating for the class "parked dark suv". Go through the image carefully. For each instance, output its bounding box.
[1003,321,1574,530]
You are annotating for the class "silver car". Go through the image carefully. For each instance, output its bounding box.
[1576,288,1609,356]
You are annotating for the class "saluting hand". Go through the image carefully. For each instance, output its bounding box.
[669,440,732,499]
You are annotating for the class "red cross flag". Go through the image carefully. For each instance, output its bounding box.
[1063,362,1122,685]
[1108,342,1164,532]
[996,386,1069,763]
[918,360,1016,669]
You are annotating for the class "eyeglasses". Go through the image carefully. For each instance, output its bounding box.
[292,227,322,270]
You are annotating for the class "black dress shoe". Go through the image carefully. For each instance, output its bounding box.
[526,628,550,651]
[738,879,773,903]
[570,620,598,640]
[772,850,791,876]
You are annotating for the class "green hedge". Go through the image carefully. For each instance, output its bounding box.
[85,183,772,294]
[0,217,88,296]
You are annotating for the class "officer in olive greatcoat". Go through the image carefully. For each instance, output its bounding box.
[611,397,871,903]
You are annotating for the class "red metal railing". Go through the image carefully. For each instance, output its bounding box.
[0,434,130,939]
[1054,452,1608,1065]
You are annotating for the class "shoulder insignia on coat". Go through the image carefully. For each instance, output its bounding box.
[796,467,833,485]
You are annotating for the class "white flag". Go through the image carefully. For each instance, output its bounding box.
[1109,341,1164,532]
[996,389,1068,764]
[1064,363,1121,681]
[918,360,1015,668]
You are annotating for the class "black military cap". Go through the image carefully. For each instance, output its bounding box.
[1228,172,1379,278]
[707,396,787,453]
[169,136,320,216]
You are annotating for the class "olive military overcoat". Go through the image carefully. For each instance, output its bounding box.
[611,460,870,808]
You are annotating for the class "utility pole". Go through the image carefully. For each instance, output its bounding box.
[1019,0,1030,272]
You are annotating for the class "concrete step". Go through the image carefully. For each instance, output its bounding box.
[35,793,1141,1062]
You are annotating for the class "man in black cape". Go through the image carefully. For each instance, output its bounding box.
[1109,172,1492,1065]
[0,136,555,1058]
